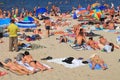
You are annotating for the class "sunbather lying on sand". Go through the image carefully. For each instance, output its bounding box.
[15,53,38,73]
[87,37,100,50]
[22,51,52,71]
[98,36,120,51]
[1,58,32,75]
[90,55,107,70]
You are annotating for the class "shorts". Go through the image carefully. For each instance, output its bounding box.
[45,26,50,30]
[0,33,3,38]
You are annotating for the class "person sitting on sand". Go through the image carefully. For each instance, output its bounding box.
[59,35,68,43]
[73,23,82,36]
[22,51,51,71]
[87,37,100,50]
[75,28,87,46]
[90,54,107,70]
[1,58,31,75]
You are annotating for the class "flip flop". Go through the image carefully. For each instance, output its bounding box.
[41,56,53,60]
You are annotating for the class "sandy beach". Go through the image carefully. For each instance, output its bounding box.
[0,16,120,80]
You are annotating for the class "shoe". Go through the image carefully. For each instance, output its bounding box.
[41,56,53,60]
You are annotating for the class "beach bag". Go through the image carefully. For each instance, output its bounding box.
[62,57,74,64]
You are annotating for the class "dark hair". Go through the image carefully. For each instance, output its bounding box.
[109,43,114,51]
[38,29,41,31]
[89,37,93,40]
[10,19,15,23]
[99,36,104,39]
[24,51,30,55]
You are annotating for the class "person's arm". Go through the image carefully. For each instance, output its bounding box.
[1,62,9,67]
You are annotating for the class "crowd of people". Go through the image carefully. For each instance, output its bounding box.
[0,2,120,77]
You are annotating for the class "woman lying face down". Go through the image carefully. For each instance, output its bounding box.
[1,58,32,75]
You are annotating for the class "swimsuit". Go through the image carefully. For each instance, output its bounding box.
[45,26,50,30]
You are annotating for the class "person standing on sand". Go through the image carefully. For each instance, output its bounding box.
[0,27,4,43]
[7,19,19,52]
[44,18,51,37]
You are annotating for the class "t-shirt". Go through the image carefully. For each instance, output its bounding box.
[8,23,19,37]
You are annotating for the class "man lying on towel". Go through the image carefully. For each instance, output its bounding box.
[22,51,52,71]
[0,58,32,75]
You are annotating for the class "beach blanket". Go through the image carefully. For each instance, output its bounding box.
[88,62,107,70]
[53,31,65,35]
[103,29,116,32]
[70,44,92,51]
[47,58,85,68]
[19,43,46,51]
[16,61,52,71]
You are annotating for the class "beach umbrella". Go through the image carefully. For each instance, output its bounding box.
[89,9,102,20]
[91,2,101,9]
[24,16,34,22]
[36,8,47,16]
[16,21,36,28]
[0,18,10,27]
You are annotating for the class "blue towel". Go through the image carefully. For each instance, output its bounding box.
[89,62,107,70]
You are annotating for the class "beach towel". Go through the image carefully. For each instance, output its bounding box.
[88,62,107,70]
[70,44,92,51]
[103,29,116,32]
[19,43,46,50]
[47,58,85,68]
[53,31,65,35]
[16,61,52,71]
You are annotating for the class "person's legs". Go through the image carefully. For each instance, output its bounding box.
[11,65,29,75]
[16,64,32,74]
[91,62,96,70]
[46,26,50,37]
[9,37,14,51]
[0,32,3,43]
[13,37,18,52]
[36,62,48,71]
[99,61,107,70]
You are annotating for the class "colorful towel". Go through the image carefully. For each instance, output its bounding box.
[88,62,107,70]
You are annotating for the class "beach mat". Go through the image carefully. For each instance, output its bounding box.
[88,62,108,70]
[47,58,85,68]
[20,44,46,51]
[53,31,65,35]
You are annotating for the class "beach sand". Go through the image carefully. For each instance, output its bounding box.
[0,17,120,80]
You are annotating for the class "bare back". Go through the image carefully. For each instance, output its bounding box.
[23,55,33,63]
